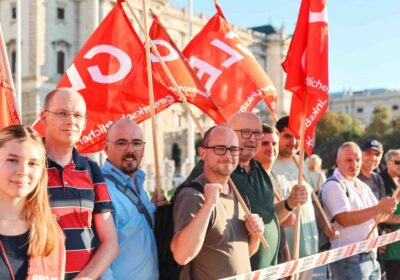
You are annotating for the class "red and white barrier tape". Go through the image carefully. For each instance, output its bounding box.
[221,229,400,280]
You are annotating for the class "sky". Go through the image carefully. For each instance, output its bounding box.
[169,0,400,92]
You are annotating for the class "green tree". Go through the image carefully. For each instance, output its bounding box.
[314,112,364,168]
[365,106,392,137]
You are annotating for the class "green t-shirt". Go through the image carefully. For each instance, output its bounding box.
[185,159,280,270]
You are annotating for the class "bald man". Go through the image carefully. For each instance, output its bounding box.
[41,88,118,279]
[172,126,264,279]
[183,113,308,271]
[321,142,399,280]
[101,118,167,280]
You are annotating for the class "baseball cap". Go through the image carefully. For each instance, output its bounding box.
[361,139,383,152]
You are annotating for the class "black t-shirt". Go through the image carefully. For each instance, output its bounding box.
[0,231,29,280]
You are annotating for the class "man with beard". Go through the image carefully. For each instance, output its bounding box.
[100,118,167,280]
[183,113,307,271]
[41,88,118,279]
[271,116,318,280]
[172,125,265,279]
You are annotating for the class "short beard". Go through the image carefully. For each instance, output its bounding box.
[121,165,138,175]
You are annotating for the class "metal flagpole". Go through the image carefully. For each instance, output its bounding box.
[16,0,22,116]
[186,0,195,174]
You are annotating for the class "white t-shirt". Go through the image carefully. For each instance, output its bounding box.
[321,169,378,249]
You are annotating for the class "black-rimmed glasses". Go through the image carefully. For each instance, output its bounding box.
[235,129,264,140]
[202,145,242,156]
[45,110,85,121]
[107,140,146,151]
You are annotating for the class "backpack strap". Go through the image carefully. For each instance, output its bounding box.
[103,173,153,229]
[319,176,349,222]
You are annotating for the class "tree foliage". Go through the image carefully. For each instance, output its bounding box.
[365,106,391,137]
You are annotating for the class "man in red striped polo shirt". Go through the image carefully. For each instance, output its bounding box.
[40,88,118,280]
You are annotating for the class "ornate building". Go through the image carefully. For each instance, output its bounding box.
[0,0,290,182]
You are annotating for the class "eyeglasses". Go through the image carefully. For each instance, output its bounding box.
[202,145,241,156]
[107,140,146,151]
[45,110,85,121]
[389,159,400,165]
[235,129,264,140]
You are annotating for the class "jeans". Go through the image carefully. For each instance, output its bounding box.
[330,251,381,280]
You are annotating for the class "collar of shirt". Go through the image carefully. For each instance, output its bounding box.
[102,160,146,192]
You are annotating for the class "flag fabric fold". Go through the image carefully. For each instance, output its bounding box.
[33,2,178,153]
[282,0,329,156]
[183,4,277,122]
[0,28,20,129]
[149,13,226,124]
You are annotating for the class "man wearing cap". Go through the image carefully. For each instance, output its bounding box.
[358,139,386,200]
[381,149,400,280]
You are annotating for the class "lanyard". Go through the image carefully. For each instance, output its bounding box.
[0,240,16,280]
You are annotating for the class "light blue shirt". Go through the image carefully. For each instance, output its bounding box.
[100,160,158,280]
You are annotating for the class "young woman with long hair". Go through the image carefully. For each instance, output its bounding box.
[0,125,65,280]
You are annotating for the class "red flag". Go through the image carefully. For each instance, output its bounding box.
[183,4,277,121]
[282,0,329,156]
[149,13,226,124]
[0,35,20,129]
[33,2,178,153]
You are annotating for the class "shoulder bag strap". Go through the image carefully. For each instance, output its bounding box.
[103,173,153,229]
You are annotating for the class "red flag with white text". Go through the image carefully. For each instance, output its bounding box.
[183,4,277,121]
[149,14,226,124]
[282,0,329,156]
[33,2,178,153]
[0,30,20,129]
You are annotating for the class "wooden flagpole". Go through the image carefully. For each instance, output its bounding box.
[366,182,400,240]
[0,24,16,91]
[292,156,333,233]
[148,9,228,124]
[124,1,268,249]
[140,0,162,200]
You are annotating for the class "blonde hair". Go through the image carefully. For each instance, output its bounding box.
[306,154,323,171]
[0,125,58,256]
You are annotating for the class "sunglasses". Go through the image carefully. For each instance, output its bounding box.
[390,159,400,165]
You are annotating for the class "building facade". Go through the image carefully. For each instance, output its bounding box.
[329,88,400,126]
[0,0,290,180]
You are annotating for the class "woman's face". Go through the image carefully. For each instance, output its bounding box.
[0,139,43,201]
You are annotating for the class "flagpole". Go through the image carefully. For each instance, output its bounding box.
[0,25,16,91]
[366,182,400,239]
[186,0,195,171]
[140,0,162,199]
[16,0,22,116]
[148,9,227,123]
[124,1,268,249]
[292,155,332,235]
[292,92,309,279]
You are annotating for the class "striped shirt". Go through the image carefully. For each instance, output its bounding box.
[47,149,114,280]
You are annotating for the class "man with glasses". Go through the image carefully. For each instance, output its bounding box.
[183,112,302,270]
[40,88,118,279]
[381,149,400,279]
[101,118,167,280]
[172,125,265,279]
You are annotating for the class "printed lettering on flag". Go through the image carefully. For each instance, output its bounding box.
[32,2,178,153]
[282,0,329,156]
[183,4,277,121]
[149,14,226,124]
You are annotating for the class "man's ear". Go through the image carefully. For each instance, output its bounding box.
[198,146,206,160]
[40,110,47,125]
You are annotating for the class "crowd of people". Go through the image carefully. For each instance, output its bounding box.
[0,87,399,280]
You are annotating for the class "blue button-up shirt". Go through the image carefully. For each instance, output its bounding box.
[100,160,158,280]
